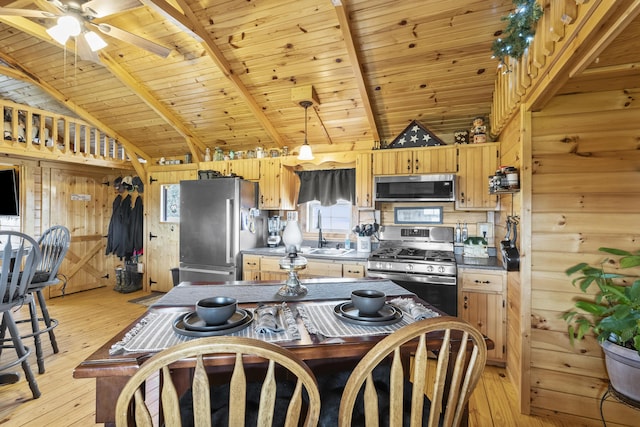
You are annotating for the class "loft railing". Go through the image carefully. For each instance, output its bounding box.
[491,0,624,134]
[1,99,129,164]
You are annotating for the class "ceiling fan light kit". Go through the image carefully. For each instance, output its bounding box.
[1,0,171,59]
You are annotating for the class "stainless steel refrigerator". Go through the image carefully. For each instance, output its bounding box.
[179,178,266,283]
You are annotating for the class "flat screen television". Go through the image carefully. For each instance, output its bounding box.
[0,169,19,216]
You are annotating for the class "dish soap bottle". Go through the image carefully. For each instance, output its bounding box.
[344,233,351,250]
[462,222,468,242]
[455,222,462,243]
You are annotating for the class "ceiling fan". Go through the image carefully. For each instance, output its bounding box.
[0,0,172,63]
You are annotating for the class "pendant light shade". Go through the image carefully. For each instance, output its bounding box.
[298,100,314,160]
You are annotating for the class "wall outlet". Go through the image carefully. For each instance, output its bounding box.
[477,222,493,243]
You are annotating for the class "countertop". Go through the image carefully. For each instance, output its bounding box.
[241,246,372,261]
[455,254,504,270]
[243,246,505,270]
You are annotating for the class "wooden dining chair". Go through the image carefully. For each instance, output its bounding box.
[0,231,42,399]
[338,316,487,427]
[115,336,321,427]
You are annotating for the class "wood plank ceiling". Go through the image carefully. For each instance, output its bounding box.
[0,0,634,163]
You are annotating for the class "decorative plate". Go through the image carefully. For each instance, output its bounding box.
[333,302,402,326]
[173,310,253,337]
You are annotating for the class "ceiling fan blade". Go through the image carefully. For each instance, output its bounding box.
[76,34,102,65]
[94,23,172,58]
[0,8,58,18]
[82,0,142,18]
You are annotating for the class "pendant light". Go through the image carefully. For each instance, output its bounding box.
[298,100,314,160]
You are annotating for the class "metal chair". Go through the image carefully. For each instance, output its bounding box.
[115,336,321,427]
[20,225,70,374]
[338,316,487,427]
[0,231,42,399]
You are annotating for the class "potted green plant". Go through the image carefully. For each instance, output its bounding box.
[563,247,640,401]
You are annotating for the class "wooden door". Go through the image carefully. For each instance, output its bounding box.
[45,164,116,296]
[456,143,499,209]
[372,150,413,175]
[413,146,457,173]
[355,153,373,207]
[146,168,197,292]
[460,291,505,363]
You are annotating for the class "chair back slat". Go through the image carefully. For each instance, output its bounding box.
[133,389,153,426]
[193,355,212,427]
[228,352,247,426]
[257,360,278,425]
[363,373,379,427]
[160,365,183,426]
[389,348,404,425]
[410,335,428,427]
[284,380,305,427]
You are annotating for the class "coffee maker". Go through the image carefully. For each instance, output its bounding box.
[267,215,282,247]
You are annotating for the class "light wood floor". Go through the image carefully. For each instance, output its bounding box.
[0,286,584,426]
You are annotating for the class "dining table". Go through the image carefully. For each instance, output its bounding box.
[73,277,489,426]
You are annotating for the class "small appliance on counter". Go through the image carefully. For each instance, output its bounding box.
[267,215,282,247]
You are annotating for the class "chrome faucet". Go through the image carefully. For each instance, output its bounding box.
[317,211,327,248]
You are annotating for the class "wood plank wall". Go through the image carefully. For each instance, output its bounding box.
[527,88,640,424]
[496,109,525,410]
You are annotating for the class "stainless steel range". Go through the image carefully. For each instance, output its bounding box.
[366,225,457,315]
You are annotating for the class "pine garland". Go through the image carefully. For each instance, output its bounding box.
[492,0,543,64]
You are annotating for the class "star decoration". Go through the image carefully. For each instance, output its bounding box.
[387,120,445,149]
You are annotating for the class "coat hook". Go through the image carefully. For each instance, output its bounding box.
[102,181,110,186]
[149,176,158,183]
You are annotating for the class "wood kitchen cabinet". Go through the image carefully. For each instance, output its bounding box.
[242,254,261,281]
[355,152,373,207]
[258,158,297,210]
[456,143,499,210]
[458,267,506,364]
[243,254,366,281]
[200,159,260,181]
[228,159,260,181]
[373,146,456,175]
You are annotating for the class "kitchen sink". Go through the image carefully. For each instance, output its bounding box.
[306,248,354,256]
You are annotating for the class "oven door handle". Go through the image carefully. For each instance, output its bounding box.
[366,270,457,286]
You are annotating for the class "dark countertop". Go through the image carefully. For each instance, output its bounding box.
[241,246,371,261]
[456,254,504,270]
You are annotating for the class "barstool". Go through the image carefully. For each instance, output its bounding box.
[0,231,42,398]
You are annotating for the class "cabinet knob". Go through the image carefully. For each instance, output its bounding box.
[460,192,465,203]
[406,159,411,172]
[414,159,419,171]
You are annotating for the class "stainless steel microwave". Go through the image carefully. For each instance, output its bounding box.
[374,174,456,202]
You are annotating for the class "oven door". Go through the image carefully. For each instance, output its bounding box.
[366,271,457,316]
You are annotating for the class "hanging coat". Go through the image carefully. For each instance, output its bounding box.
[105,195,123,256]
[131,195,144,254]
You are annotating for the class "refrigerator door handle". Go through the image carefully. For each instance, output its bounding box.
[226,198,233,264]
[180,266,234,276]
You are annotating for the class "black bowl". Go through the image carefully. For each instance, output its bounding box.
[196,296,238,325]
[351,289,386,315]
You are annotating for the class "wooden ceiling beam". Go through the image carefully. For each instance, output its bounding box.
[332,0,380,142]
[0,50,148,179]
[148,0,286,147]
[0,11,208,161]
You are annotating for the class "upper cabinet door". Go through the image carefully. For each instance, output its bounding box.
[373,146,457,175]
[456,143,499,210]
[356,153,373,208]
